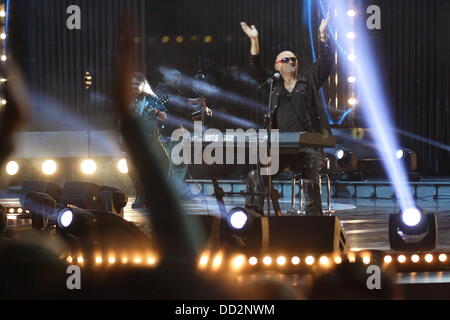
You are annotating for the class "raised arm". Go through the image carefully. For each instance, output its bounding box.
[312,13,334,87]
[240,22,269,86]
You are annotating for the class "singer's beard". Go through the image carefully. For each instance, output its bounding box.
[286,65,297,74]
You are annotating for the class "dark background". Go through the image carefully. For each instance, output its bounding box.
[7,0,450,175]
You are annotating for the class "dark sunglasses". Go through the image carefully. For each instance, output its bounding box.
[276,57,297,64]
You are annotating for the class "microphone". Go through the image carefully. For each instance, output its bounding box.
[258,73,280,89]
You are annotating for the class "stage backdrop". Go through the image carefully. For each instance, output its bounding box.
[8,0,450,174]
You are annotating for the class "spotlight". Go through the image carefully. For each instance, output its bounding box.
[439,254,447,262]
[394,148,418,172]
[231,254,246,271]
[117,158,128,174]
[41,160,57,175]
[402,207,422,227]
[347,53,356,62]
[248,257,258,265]
[58,208,73,228]
[198,252,209,269]
[411,254,419,263]
[335,149,345,160]
[384,255,392,263]
[347,9,356,17]
[346,32,356,39]
[362,255,371,265]
[348,97,358,106]
[319,256,330,266]
[305,256,315,265]
[5,160,19,176]
[81,159,96,175]
[425,254,433,263]
[347,76,356,83]
[0,10,5,17]
[334,147,358,172]
[291,256,300,265]
[1,55,6,61]
[226,207,248,230]
[204,35,212,43]
[56,206,96,239]
[276,256,287,266]
[161,36,170,43]
[397,255,406,263]
[175,36,184,43]
[389,207,437,251]
[262,256,272,266]
[1,99,6,105]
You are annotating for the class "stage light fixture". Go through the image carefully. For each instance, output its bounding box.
[81,159,96,175]
[389,207,437,251]
[1,55,6,62]
[384,255,392,263]
[396,149,404,159]
[230,254,246,270]
[411,254,420,263]
[347,76,356,83]
[291,256,300,265]
[397,255,406,263]
[402,207,422,227]
[277,256,287,266]
[347,53,356,62]
[346,32,356,39]
[5,160,19,175]
[1,98,6,105]
[56,206,96,239]
[335,149,345,160]
[439,254,447,262]
[305,256,315,265]
[425,254,433,263]
[262,256,272,266]
[348,97,358,106]
[42,159,57,175]
[117,158,128,174]
[58,208,73,228]
[248,257,258,265]
[226,207,248,230]
[347,9,356,17]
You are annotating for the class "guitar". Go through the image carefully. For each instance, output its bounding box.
[142,95,169,118]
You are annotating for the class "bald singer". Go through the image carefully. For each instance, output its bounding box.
[240,14,334,216]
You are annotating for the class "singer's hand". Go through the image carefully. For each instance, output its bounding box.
[240,22,258,40]
[157,111,167,121]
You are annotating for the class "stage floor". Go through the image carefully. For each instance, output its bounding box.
[123,195,450,251]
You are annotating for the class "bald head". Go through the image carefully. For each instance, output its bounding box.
[274,51,298,79]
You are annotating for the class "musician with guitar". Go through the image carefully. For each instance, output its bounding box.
[240,11,334,216]
[121,72,169,209]
[156,69,209,200]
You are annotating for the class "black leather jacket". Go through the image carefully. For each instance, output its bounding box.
[249,40,334,134]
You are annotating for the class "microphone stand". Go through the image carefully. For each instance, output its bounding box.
[264,79,275,216]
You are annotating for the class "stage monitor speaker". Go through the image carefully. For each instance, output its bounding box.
[61,181,103,210]
[21,180,62,204]
[225,216,349,255]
